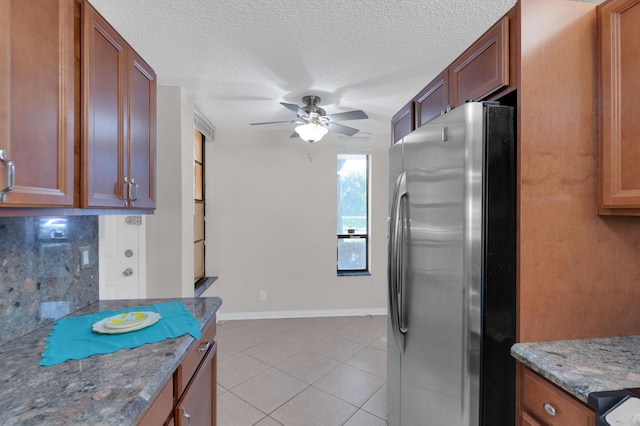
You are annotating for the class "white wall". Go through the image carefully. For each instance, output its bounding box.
[202,129,390,319]
[145,86,195,298]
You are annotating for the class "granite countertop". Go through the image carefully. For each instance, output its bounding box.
[0,297,222,426]
[511,335,640,403]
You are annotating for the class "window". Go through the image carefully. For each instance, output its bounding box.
[337,135,371,273]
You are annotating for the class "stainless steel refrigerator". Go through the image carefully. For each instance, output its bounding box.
[387,102,516,426]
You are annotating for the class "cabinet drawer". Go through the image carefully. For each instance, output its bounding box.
[522,367,594,426]
[176,318,216,395]
[138,375,174,426]
[450,16,510,107]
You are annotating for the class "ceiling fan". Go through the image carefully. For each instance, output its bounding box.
[250,95,369,143]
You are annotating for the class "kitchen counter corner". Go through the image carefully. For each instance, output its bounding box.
[511,335,640,403]
[0,297,222,425]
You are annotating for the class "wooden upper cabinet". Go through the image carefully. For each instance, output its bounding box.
[598,0,640,215]
[0,0,75,207]
[127,50,156,209]
[82,2,156,209]
[450,16,510,108]
[414,70,449,129]
[391,101,414,145]
[82,4,127,208]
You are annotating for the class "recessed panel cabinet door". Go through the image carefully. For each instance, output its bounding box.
[0,0,74,207]
[83,3,127,208]
[128,51,156,209]
[598,0,640,214]
[175,344,216,426]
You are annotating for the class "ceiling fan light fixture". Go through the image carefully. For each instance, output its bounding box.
[295,122,328,143]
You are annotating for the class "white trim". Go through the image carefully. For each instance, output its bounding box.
[337,133,371,155]
[194,106,216,141]
[216,307,387,322]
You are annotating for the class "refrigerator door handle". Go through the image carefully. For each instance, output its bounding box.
[398,191,408,335]
[388,171,407,353]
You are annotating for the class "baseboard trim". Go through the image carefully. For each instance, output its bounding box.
[216,307,388,322]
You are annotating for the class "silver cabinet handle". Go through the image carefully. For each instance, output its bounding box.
[543,402,557,416]
[122,268,133,277]
[198,340,211,354]
[130,178,138,202]
[181,408,191,426]
[0,149,15,203]
[123,176,130,206]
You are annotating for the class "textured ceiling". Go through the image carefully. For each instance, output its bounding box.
[87,0,517,135]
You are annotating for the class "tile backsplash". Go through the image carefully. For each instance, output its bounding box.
[0,215,99,346]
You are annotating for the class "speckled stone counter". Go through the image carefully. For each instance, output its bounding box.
[511,336,640,403]
[0,297,222,426]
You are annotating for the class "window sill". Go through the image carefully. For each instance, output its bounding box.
[337,271,371,277]
[194,276,218,297]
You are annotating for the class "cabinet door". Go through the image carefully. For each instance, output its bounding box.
[127,51,156,209]
[450,16,510,107]
[176,343,217,426]
[598,0,640,214]
[82,2,127,208]
[521,367,594,426]
[521,411,543,426]
[0,0,74,207]
[414,70,449,129]
[391,101,414,145]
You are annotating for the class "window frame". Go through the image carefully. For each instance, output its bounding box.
[336,152,370,274]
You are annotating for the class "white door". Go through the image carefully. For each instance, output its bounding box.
[99,215,147,300]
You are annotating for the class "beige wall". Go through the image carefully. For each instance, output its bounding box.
[202,129,389,319]
[145,86,195,298]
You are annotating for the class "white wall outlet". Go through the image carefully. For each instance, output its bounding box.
[80,246,90,269]
[260,291,267,301]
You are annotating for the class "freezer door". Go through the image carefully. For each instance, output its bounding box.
[387,141,403,426]
[399,103,484,426]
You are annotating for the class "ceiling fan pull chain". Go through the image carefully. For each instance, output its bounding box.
[308,144,313,163]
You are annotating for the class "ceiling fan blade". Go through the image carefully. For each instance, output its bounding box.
[325,110,368,121]
[280,102,308,117]
[290,132,299,138]
[327,122,360,137]
[250,120,300,125]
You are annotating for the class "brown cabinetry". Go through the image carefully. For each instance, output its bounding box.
[137,317,217,426]
[450,16,510,108]
[0,0,155,213]
[0,0,75,207]
[394,15,511,143]
[176,342,217,426]
[414,70,449,129]
[82,2,156,209]
[391,101,414,144]
[520,367,594,426]
[597,0,640,215]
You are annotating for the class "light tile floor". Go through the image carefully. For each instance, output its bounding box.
[216,315,388,426]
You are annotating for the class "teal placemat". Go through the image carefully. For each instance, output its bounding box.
[40,300,202,366]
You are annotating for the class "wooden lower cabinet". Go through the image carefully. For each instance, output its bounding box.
[521,411,543,426]
[520,367,594,426]
[138,317,217,426]
[176,343,217,426]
